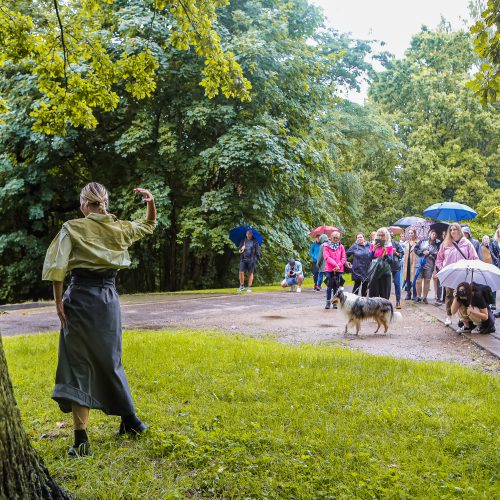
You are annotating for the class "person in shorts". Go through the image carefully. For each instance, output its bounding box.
[281,259,304,292]
[238,230,261,293]
[414,230,440,303]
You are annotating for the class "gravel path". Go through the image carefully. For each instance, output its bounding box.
[1,289,498,371]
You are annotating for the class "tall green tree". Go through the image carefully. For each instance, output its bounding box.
[369,27,500,234]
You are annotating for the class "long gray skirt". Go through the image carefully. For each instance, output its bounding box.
[52,269,135,416]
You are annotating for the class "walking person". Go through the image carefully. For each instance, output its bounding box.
[435,223,478,326]
[345,233,371,297]
[238,229,261,293]
[402,228,418,300]
[414,230,440,304]
[309,236,321,291]
[322,231,346,309]
[368,227,394,300]
[316,234,329,291]
[42,182,156,457]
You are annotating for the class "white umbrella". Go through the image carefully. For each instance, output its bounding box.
[437,260,500,290]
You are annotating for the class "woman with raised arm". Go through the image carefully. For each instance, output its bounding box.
[42,182,156,457]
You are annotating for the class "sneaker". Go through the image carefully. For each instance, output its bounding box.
[422,298,428,304]
[433,300,443,307]
[247,287,252,293]
[456,325,473,333]
[414,297,421,303]
[332,303,337,309]
[68,442,93,458]
[396,300,401,310]
[325,302,331,310]
[444,316,452,326]
[495,311,500,319]
[296,287,301,293]
[471,326,482,334]
[238,285,245,292]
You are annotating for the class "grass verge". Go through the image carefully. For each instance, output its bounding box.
[5,329,499,498]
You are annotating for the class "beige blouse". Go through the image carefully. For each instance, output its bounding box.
[42,213,156,282]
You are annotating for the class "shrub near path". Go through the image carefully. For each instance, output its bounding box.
[5,330,499,499]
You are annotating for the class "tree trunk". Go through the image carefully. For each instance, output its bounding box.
[0,335,70,499]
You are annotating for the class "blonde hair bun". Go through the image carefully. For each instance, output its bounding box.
[80,182,109,214]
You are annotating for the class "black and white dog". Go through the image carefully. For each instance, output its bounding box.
[332,288,402,335]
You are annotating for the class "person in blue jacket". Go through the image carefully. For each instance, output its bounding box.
[309,236,320,291]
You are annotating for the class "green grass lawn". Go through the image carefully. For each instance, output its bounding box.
[5,330,499,499]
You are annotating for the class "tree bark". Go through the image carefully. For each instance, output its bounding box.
[0,335,70,499]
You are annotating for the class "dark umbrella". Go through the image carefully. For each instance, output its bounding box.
[423,202,477,221]
[430,222,449,237]
[392,216,425,229]
[229,226,263,247]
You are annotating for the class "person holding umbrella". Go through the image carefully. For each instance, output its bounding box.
[435,223,478,326]
[238,229,261,293]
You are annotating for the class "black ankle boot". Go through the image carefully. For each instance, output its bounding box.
[118,415,148,436]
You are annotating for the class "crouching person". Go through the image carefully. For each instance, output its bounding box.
[281,259,304,292]
[450,282,496,334]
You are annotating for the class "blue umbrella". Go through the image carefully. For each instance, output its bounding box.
[229,226,263,247]
[423,202,477,221]
[392,216,425,228]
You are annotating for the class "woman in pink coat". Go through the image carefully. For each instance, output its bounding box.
[435,223,478,326]
[322,231,346,309]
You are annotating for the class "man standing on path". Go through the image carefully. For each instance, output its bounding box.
[238,230,261,293]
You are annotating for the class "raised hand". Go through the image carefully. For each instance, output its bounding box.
[134,188,154,202]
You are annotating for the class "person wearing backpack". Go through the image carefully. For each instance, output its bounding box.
[435,223,478,327]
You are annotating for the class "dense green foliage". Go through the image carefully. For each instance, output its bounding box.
[1,1,499,304]
[468,0,500,104]
[367,27,500,236]
[5,329,500,497]
[0,0,373,302]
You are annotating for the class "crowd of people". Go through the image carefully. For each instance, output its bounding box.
[294,223,499,332]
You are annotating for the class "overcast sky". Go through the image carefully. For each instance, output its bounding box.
[311,0,473,101]
[312,0,472,58]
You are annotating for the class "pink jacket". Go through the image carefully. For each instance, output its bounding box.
[435,237,478,269]
[323,243,346,272]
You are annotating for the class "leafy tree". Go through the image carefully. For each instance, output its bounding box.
[467,0,500,103]
[369,27,500,235]
[0,0,251,135]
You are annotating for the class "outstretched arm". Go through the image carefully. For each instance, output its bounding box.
[134,188,156,221]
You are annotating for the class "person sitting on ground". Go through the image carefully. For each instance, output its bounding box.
[450,282,496,334]
[281,258,304,292]
[414,230,440,304]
